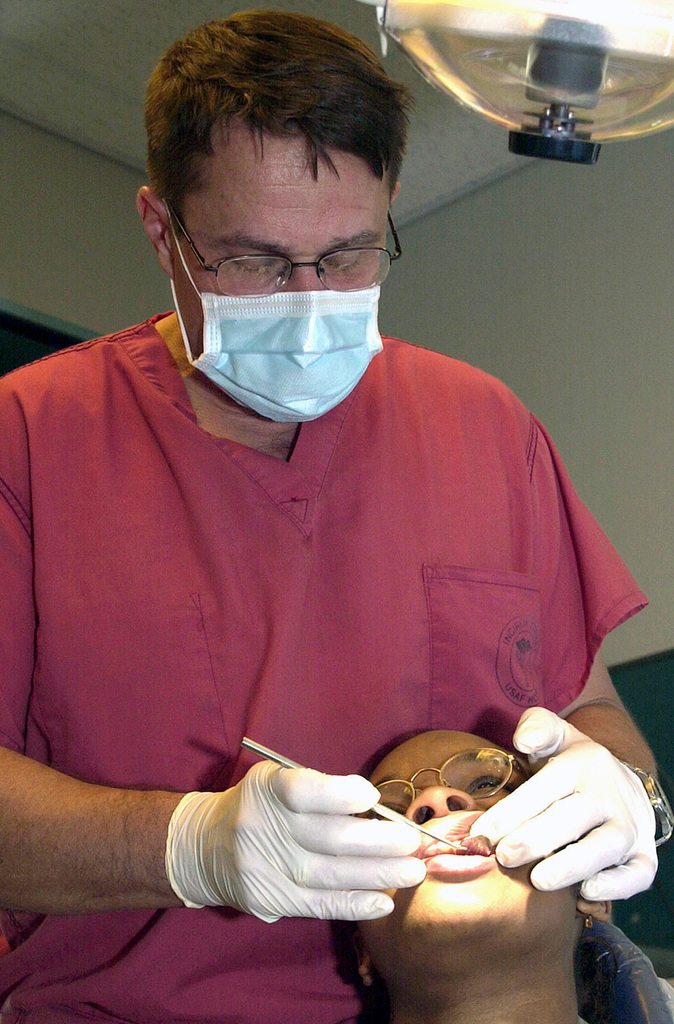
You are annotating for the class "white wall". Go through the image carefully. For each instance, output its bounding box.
[0,111,170,334]
[1,109,672,666]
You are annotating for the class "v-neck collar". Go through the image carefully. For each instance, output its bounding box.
[215,392,354,534]
[122,316,357,536]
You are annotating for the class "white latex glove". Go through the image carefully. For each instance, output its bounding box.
[471,707,658,900]
[165,761,426,922]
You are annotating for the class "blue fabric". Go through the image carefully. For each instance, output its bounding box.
[576,919,672,1024]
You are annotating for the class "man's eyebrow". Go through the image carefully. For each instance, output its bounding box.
[201,228,384,256]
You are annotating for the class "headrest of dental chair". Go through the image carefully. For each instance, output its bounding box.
[576,919,673,1024]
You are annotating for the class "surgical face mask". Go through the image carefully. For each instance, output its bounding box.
[170,234,383,423]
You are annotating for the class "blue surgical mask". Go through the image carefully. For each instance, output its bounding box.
[170,238,383,422]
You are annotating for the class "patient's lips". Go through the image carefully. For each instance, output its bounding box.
[417,811,496,881]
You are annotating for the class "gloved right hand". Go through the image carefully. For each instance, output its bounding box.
[473,708,657,900]
[165,760,426,922]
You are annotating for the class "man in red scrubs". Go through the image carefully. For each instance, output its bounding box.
[0,10,665,1023]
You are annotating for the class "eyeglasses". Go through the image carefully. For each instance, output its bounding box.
[376,748,530,815]
[168,207,402,297]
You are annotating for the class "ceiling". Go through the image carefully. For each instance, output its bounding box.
[0,0,527,225]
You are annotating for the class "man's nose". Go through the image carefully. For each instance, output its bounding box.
[285,263,329,291]
[406,786,478,825]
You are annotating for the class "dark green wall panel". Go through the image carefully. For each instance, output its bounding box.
[611,651,674,949]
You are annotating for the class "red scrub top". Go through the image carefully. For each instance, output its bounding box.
[0,317,646,1022]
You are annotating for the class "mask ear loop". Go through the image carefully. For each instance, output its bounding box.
[169,225,202,366]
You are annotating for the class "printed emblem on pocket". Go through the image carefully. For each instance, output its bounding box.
[496,616,542,707]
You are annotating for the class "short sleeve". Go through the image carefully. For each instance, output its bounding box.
[530,415,647,709]
[0,392,36,752]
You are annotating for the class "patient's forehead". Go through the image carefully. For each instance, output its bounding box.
[370,729,511,785]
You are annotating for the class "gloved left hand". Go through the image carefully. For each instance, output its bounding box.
[471,707,658,900]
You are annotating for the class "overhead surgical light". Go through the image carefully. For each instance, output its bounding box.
[356,0,674,163]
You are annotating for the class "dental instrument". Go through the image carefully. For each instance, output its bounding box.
[241,736,492,854]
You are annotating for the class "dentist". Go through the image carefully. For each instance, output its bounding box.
[0,10,666,1024]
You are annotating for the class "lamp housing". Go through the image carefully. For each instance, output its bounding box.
[357,0,674,163]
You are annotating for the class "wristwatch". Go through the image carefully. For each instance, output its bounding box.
[621,762,674,847]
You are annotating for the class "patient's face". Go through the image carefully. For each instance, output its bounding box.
[359,730,580,988]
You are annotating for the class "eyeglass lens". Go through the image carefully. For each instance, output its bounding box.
[215,248,391,296]
[376,749,520,814]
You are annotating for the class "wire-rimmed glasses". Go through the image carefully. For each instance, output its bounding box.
[376,748,530,815]
[168,207,402,296]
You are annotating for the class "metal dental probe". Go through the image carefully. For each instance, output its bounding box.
[241,737,492,854]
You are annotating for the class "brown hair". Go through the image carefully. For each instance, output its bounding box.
[144,10,413,212]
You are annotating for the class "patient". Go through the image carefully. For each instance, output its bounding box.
[355,729,652,1024]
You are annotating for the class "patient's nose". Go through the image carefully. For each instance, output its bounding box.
[407,786,478,825]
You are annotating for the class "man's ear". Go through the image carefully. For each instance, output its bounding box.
[576,897,612,922]
[136,186,174,278]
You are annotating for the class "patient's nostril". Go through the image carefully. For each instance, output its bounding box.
[446,796,465,812]
[413,805,435,825]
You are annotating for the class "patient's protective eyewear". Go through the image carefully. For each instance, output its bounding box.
[376,748,530,814]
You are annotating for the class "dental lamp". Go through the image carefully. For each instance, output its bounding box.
[356,0,674,163]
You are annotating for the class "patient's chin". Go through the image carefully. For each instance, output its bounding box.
[388,858,576,942]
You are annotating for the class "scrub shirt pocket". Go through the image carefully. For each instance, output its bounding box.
[423,564,542,735]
